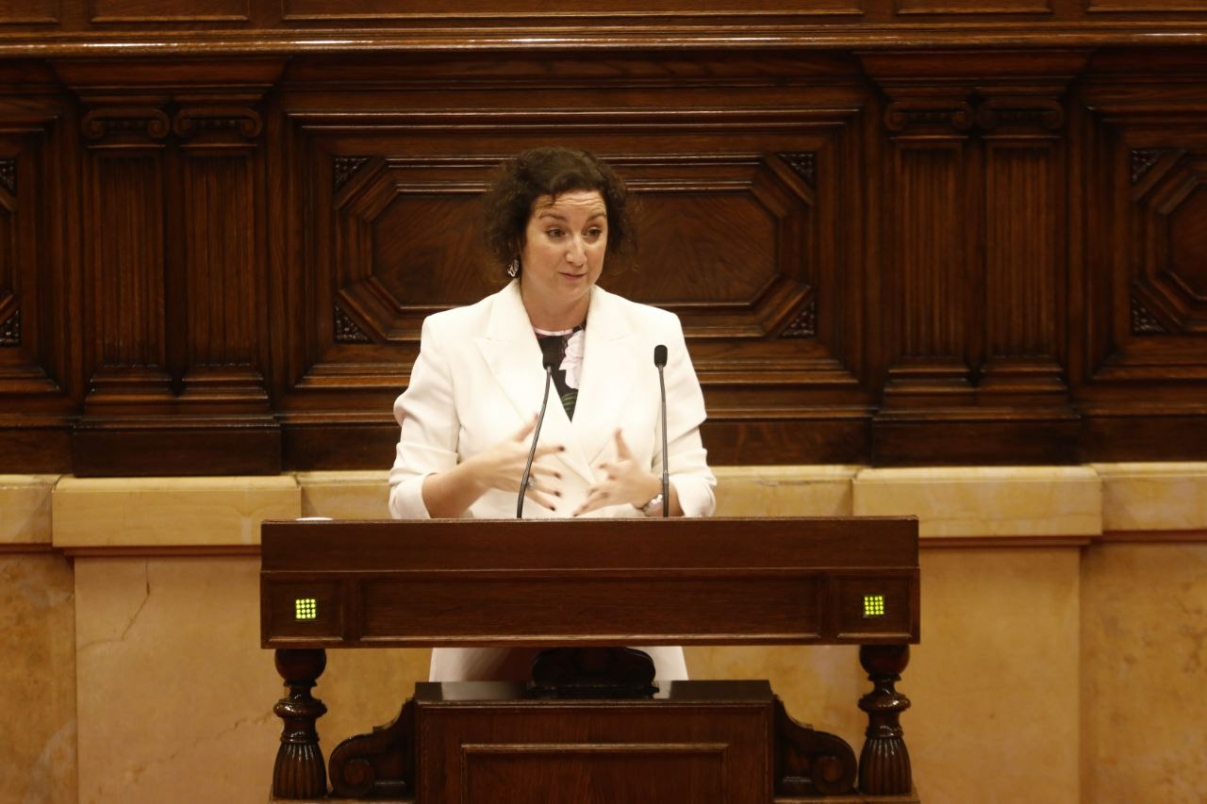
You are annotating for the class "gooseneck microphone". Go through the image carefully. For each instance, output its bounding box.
[517,354,558,519]
[653,344,670,518]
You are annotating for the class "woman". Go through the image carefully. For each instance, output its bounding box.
[388,146,716,682]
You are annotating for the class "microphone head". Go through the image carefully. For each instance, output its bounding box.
[653,344,668,368]
[542,352,558,372]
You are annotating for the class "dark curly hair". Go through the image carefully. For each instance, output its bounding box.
[483,146,636,279]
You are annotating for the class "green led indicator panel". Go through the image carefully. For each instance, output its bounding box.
[295,598,318,621]
[863,594,886,618]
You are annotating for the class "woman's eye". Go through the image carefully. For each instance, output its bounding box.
[546,228,564,238]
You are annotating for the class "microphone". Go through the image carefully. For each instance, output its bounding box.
[517,353,557,518]
[653,345,669,518]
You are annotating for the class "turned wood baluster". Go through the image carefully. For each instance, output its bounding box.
[272,648,328,799]
[857,644,912,795]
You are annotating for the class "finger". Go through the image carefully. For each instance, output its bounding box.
[613,429,633,460]
[532,465,563,484]
[573,487,611,517]
[511,413,540,442]
[524,485,559,512]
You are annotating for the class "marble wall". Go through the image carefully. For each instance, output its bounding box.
[1,466,1205,803]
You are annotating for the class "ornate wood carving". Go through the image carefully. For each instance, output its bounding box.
[272,649,329,800]
[81,107,171,143]
[0,307,17,346]
[334,305,370,343]
[976,98,1065,132]
[1131,294,1169,335]
[857,644,913,796]
[329,699,416,799]
[884,100,976,134]
[1130,148,1170,184]
[334,156,370,191]
[173,106,262,141]
[780,298,817,339]
[0,159,15,194]
[778,151,816,188]
[773,696,857,796]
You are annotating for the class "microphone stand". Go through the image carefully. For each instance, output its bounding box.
[517,361,555,519]
[654,345,669,518]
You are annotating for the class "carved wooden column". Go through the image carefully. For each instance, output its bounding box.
[272,648,329,799]
[861,50,1088,465]
[55,58,286,476]
[857,644,912,796]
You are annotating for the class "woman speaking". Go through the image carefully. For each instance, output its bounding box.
[388,146,716,682]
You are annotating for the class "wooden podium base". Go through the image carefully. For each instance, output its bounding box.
[295,680,885,803]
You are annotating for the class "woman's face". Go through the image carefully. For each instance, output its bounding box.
[518,190,608,325]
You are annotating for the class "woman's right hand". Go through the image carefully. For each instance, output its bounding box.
[421,415,564,517]
[464,415,565,511]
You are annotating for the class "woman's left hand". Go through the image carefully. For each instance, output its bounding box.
[573,429,661,517]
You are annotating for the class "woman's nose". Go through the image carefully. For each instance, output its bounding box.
[566,238,586,264]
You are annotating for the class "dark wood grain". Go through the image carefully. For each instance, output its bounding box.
[260,517,920,648]
[0,32,1205,473]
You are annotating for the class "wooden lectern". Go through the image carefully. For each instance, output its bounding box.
[261,517,919,802]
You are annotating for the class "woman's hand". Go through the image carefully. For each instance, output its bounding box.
[422,415,564,517]
[467,415,565,510]
[574,429,661,517]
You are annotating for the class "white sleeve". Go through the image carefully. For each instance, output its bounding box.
[388,318,460,519]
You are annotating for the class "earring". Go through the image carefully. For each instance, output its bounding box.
[507,258,520,278]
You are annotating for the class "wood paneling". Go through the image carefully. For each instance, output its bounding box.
[90,0,249,22]
[0,33,1206,473]
[0,2,57,24]
[281,0,863,20]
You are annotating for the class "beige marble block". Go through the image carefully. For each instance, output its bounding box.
[696,547,1083,804]
[1091,462,1207,532]
[0,474,58,545]
[73,555,430,804]
[296,470,391,520]
[909,547,1082,803]
[53,476,301,549]
[75,556,280,804]
[1081,541,1207,804]
[853,466,1102,538]
[713,465,858,518]
[0,553,77,804]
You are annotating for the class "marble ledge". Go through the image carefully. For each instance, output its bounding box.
[10,463,1207,552]
[853,466,1103,539]
[51,476,301,550]
[0,474,59,546]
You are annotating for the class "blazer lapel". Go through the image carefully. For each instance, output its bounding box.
[571,286,637,468]
[473,281,596,486]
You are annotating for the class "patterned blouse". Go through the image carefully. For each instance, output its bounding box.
[535,324,585,419]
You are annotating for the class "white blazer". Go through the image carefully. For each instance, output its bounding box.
[388,280,717,682]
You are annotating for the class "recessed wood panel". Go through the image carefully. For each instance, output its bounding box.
[1087,0,1207,12]
[462,746,727,804]
[0,1,57,23]
[89,154,167,371]
[91,0,249,22]
[283,0,861,19]
[896,0,1051,14]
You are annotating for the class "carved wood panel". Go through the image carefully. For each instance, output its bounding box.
[1073,51,1207,459]
[0,71,81,473]
[271,54,872,467]
[58,59,285,475]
